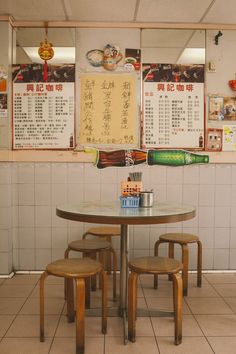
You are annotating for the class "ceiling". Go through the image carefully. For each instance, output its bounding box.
[0,0,235,24]
[1,0,234,65]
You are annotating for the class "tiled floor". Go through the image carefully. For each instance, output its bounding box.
[1,273,236,353]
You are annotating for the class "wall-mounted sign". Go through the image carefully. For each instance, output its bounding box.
[142,63,205,149]
[12,64,75,149]
[209,95,236,121]
[79,73,137,147]
[223,125,236,151]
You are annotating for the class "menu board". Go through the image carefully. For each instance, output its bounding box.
[12,64,75,149]
[142,63,205,149]
[79,73,137,147]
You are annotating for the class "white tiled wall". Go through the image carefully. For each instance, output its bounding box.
[1,161,236,274]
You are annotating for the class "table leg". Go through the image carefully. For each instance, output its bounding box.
[119,224,129,344]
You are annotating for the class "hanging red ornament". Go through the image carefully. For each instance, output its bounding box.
[38,28,54,82]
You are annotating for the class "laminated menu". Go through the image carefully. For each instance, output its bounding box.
[12,63,75,149]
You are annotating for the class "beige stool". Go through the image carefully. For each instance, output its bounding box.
[128,256,183,345]
[154,233,202,296]
[40,257,107,354]
[82,226,120,273]
[64,239,117,305]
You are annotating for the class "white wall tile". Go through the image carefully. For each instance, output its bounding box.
[35,227,52,248]
[198,206,214,227]
[230,249,236,269]
[215,185,231,206]
[149,165,167,185]
[101,183,118,202]
[183,165,199,184]
[0,185,11,207]
[18,206,34,228]
[35,184,51,205]
[35,163,51,183]
[153,184,166,203]
[230,228,236,248]
[84,183,100,202]
[18,184,35,206]
[51,184,67,205]
[51,163,67,183]
[213,249,229,269]
[199,164,215,185]
[133,225,150,249]
[0,163,11,184]
[214,228,230,248]
[52,227,68,248]
[202,248,214,269]
[214,207,231,227]
[183,185,199,205]
[100,167,118,184]
[18,227,35,249]
[67,184,84,204]
[215,164,231,185]
[35,206,51,227]
[199,184,215,206]
[67,163,84,183]
[166,184,183,203]
[166,166,183,185]
[232,165,236,184]
[0,252,11,274]
[198,227,214,248]
[0,229,10,251]
[36,249,52,269]
[84,163,101,183]
[19,249,35,270]
[18,163,34,184]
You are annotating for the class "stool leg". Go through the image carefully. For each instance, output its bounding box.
[101,270,108,334]
[168,243,174,281]
[39,271,48,342]
[98,251,105,290]
[90,252,97,291]
[182,244,189,296]
[64,248,70,300]
[67,277,75,322]
[172,272,183,345]
[128,271,138,342]
[197,241,202,288]
[154,240,162,289]
[82,231,89,240]
[110,247,117,300]
[83,252,91,309]
[106,236,112,274]
[75,278,85,354]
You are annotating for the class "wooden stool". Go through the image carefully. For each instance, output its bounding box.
[64,239,117,304]
[128,256,183,345]
[82,226,120,273]
[40,257,107,354]
[154,233,202,296]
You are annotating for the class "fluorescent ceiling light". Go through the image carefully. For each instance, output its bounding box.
[23,47,75,64]
[178,48,205,64]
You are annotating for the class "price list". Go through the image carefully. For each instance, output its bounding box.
[142,82,204,149]
[13,82,74,149]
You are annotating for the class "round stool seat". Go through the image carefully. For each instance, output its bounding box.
[129,256,182,275]
[159,233,199,244]
[85,226,120,237]
[68,239,111,252]
[46,258,103,278]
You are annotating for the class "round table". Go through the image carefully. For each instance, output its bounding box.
[56,201,196,341]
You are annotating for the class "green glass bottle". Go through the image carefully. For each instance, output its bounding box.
[147,149,209,166]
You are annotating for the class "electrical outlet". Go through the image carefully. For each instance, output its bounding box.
[208,61,216,72]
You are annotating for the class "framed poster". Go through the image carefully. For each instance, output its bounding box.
[12,64,75,150]
[79,73,138,147]
[209,95,236,121]
[142,63,205,149]
[205,128,222,151]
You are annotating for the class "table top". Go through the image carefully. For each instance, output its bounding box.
[56,202,196,225]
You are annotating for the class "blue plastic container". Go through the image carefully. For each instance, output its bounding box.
[120,196,140,208]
